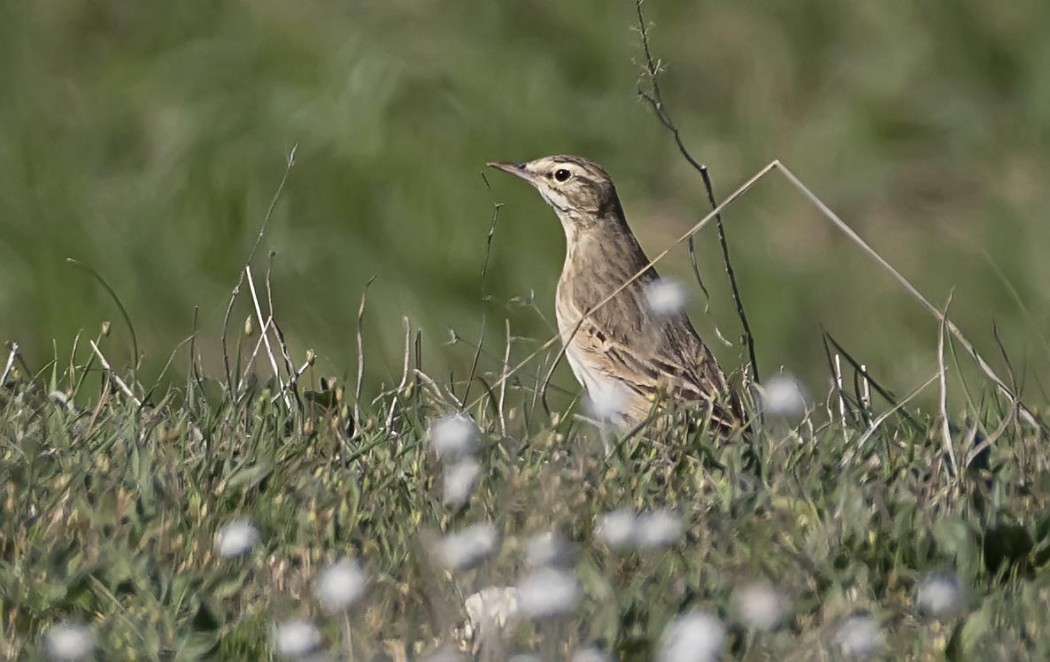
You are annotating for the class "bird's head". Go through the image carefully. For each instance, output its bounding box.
[487,155,624,230]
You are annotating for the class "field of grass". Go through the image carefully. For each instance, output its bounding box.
[4,0,1050,405]
[4,0,1050,659]
[1,307,1048,659]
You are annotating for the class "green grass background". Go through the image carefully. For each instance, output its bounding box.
[3,0,1050,407]
[3,3,1050,658]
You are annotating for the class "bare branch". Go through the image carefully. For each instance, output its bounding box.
[0,342,17,387]
[221,144,297,396]
[89,340,142,407]
[634,0,758,381]
[354,276,377,425]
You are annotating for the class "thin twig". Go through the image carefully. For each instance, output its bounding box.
[354,276,377,424]
[833,354,848,434]
[634,0,758,382]
[936,294,959,478]
[189,307,207,398]
[66,259,140,377]
[221,144,297,396]
[498,318,511,437]
[386,316,413,430]
[0,343,17,387]
[479,172,504,294]
[265,250,302,412]
[89,340,142,407]
[245,265,286,402]
[775,162,1038,428]
[239,317,274,392]
[844,372,941,466]
[461,315,486,412]
[144,333,197,404]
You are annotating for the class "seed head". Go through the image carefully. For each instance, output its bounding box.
[273,619,321,659]
[517,567,580,619]
[644,278,688,317]
[316,558,368,611]
[437,522,499,571]
[759,374,807,420]
[215,519,260,558]
[443,458,481,507]
[657,611,726,662]
[43,622,95,661]
[430,413,478,458]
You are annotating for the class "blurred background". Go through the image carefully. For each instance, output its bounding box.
[2,0,1049,411]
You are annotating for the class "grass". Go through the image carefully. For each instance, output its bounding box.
[1,297,1048,659]
[5,0,1050,398]
[4,2,1050,659]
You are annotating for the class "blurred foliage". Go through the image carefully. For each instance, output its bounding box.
[1,332,1048,658]
[2,0,1050,410]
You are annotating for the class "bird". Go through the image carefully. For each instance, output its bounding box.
[487,154,745,432]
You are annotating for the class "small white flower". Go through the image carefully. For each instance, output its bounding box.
[517,567,580,619]
[644,278,688,317]
[658,611,726,662]
[572,647,611,662]
[274,619,321,658]
[443,457,480,506]
[525,531,576,569]
[596,509,638,550]
[316,558,368,611]
[585,381,629,423]
[437,522,499,571]
[464,586,521,636]
[835,614,883,658]
[43,621,95,661]
[215,519,260,558]
[732,582,785,631]
[916,572,965,617]
[759,374,807,420]
[635,509,684,548]
[429,413,477,458]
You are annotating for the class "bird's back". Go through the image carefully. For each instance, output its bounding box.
[556,220,742,429]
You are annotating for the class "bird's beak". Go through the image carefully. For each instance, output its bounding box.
[487,161,535,184]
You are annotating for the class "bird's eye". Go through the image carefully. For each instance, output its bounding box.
[553,168,572,182]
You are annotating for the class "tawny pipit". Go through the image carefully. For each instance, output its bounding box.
[488,155,744,431]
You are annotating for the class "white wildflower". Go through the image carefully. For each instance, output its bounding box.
[437,522,499,571]
[316,558,368,611]
[759,374,807,420]
[429,413,477,458]
[916,572,965,617]
[658,611,726,662]
[464,586,521,638]
[596,509,637,550]
[43,622,95,661]
[732,582,785,631]
[635,509,684,548]
[443,457,480,506]
[274,619,321,658]
[644,278,688,317]
[517,567,580,619]
[585,381,629,423]
[525,531,576,569]
[835,614,883,658]
[215,518,260,558]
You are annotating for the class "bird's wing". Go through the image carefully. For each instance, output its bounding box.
[560,283,743,429]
